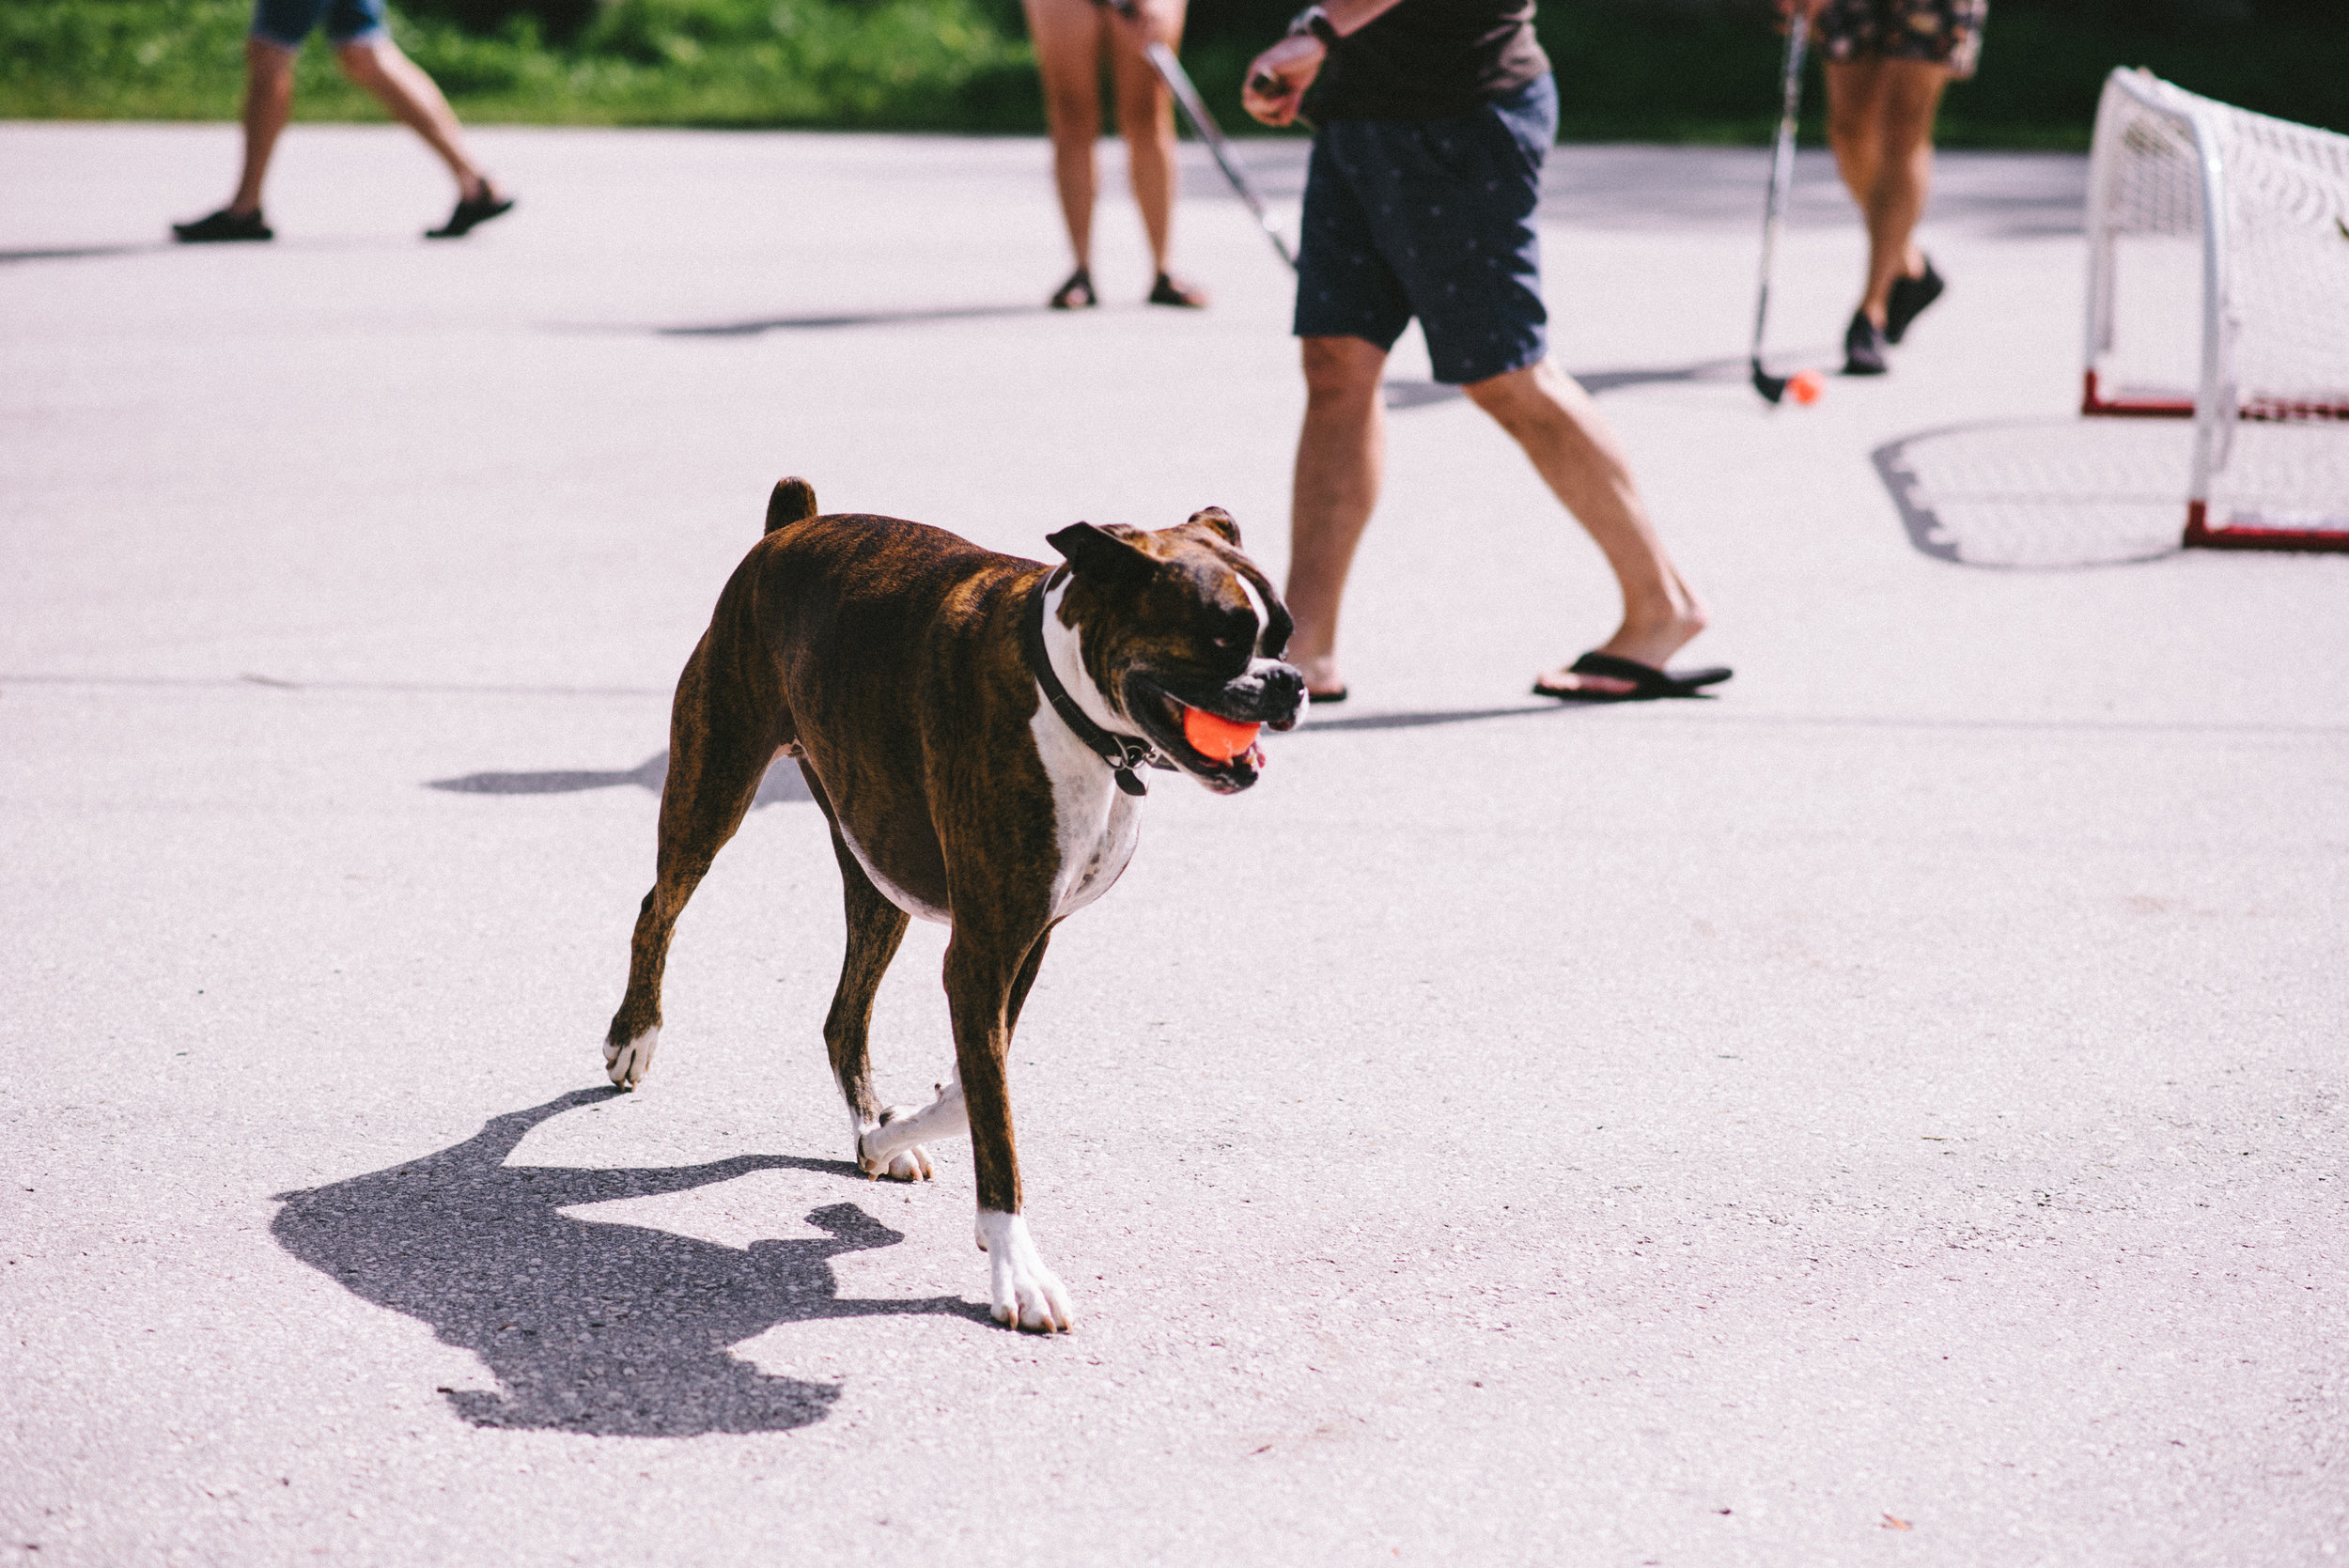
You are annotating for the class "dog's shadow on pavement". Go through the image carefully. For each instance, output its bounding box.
[271,1088,984,1436]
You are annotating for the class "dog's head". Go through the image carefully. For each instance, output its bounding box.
[1047,508,1307,795]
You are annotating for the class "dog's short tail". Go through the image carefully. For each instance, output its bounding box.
[766,476,818,535]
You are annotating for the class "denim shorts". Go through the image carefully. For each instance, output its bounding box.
[251,0,387,49]
[1293,73,1557,387]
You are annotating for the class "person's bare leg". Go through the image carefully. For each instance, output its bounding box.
[1283,334,1389,697]
[1024,0,1107,276]
[334,36,490,199]
[229,39,299,215]
[1461,359,1706,694]
[1856,61,1950,322]
[1825,57,1947,326]
[1823,61,1885,212]
[1110,12,1180,274]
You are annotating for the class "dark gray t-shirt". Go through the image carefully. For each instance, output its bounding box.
[1303,0,1549,122]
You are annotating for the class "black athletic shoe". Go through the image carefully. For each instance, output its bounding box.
[426,186,515,240]
[1885,256,1945,344]
[172,207,272,243]
[1843,310,1890,376]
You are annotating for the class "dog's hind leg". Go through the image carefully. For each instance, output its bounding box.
[821,827,938,1181]
[603,638,776,1089]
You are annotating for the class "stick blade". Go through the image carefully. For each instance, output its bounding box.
[1751,360,1788,405]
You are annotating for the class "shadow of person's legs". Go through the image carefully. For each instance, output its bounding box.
[428,751,815,806]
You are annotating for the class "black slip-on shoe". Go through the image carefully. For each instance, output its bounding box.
[1885,257,1945,344]
[426,187,515,240]
[1843,310,1890,376]
[172,207,272,243]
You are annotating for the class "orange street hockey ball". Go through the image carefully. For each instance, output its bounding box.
[1182,706,1261,762]
[1789,369,1824,405]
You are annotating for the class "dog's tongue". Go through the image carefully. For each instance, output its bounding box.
[1182,706,1262,763]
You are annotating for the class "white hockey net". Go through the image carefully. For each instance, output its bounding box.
[2083,70,2349,546]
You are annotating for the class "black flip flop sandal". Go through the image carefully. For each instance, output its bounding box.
[1050,268,1097,310]
[1532,650,1733,703]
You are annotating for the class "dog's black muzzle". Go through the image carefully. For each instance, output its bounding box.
[1123,660,1307,795]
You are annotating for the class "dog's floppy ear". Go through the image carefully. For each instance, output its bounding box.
[1186,505,1241,549]
[1047,521,1155,586]
[766,476,818,534]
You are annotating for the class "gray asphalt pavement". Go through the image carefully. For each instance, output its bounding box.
[2,123,2342,1567]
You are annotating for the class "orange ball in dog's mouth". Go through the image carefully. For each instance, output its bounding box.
[1181,706,1262,762]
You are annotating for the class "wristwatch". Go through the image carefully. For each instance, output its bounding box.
[1286,4,1341,47]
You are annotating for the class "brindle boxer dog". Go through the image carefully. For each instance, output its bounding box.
[602,478,1306,1331]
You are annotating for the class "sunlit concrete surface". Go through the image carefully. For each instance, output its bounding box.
[1,122,2341,1567]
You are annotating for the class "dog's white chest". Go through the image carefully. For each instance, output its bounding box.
[1030,706,1142,920]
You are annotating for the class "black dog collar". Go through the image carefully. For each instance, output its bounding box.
[1024,574,1160,798]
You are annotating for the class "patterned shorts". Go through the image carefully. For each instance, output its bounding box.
[1815,0,1987,80]
[1294,75,1557,386]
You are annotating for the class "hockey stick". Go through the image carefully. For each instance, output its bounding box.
[1750,11,1810,404]
[1092,0,1298,270]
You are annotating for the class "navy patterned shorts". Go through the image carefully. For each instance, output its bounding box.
[1293,73,1556,387]
[1815,0,1987,80]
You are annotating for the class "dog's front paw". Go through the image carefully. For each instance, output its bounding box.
[604,1027,659,1090]
[858,1109,934,1182]
[975,1211,1073,1333]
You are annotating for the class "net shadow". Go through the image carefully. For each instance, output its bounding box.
[1873,416,2196,569]
[270,1088,986,1436]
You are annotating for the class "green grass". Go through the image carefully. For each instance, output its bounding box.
[3,0,2341,145]
[0,0,1043,130]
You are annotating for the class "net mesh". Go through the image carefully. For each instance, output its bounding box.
[2225,106,2349,419]
[2086,71,2349,538]
[2088,81,2205,409]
